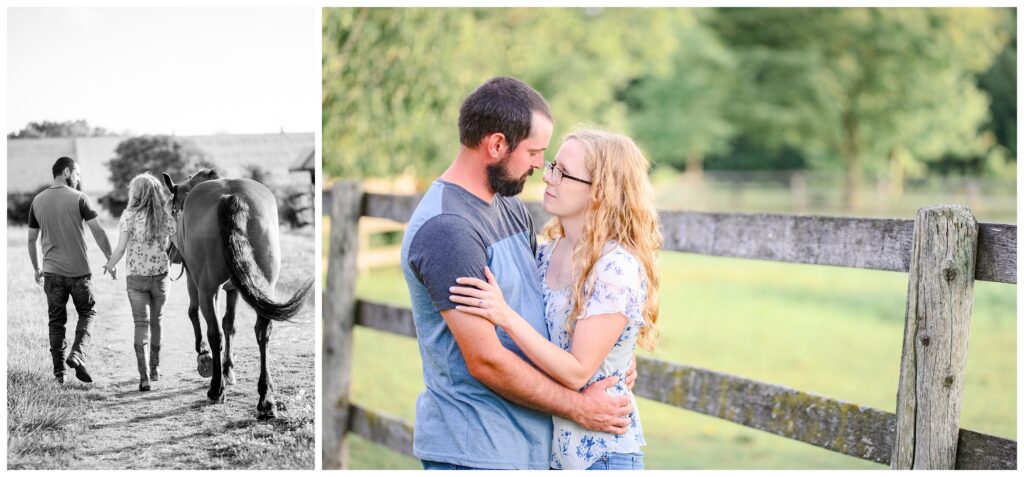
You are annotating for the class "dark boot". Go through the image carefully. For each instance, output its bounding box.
[51,350,67,380]
[134,344,151,391]
[65,354,93,383]
[149,345,160,382]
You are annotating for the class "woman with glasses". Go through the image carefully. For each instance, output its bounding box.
[451,127,662,470]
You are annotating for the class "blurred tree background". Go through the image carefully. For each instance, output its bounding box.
[322,8,1017,470]
[323,8,683,178]
[107,135,215,198]
[7,119,116,139]
[324,7,1014,219]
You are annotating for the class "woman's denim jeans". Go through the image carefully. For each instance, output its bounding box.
[126,273,168,351]
[585,452,644,470]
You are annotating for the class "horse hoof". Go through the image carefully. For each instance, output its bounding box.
[224,370,236,386]
[207,389,225,404]
[256,405,277,420]
[197,352,213,378]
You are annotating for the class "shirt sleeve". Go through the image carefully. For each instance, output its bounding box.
[407,214,488,312]
[28,202,40,229]
[118,210,130,234]
[163,211,176,237]
[78,194,99,221]
[580,249,646,326]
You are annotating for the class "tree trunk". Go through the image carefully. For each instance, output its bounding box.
[685,150,704,186]
[888,146,904,200]
[841,111,862,211]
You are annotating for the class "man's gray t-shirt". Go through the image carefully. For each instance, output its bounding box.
[400,179,551,469]
[28,185,99,277]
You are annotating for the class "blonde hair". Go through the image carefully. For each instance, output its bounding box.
[542,127,662,351]
[126,173,172,242]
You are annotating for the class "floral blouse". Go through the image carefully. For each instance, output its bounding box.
[538,238,648,470]
[117,208,176,276]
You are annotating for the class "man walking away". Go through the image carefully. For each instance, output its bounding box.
[27,156,114,383]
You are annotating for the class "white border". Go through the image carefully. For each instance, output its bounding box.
[3,2,1021,475]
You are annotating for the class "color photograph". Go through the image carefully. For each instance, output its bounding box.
[321,7,1016,470]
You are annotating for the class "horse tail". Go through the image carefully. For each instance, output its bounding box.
[218,194,312,322]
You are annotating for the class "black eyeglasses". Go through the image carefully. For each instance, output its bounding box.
[544,162,592,185]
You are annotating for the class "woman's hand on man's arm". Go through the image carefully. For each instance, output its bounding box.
[441,307,632,434]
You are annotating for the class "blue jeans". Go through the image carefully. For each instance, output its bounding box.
[585,452,644,470]
[44,273,96,376]
[421,460,484,470]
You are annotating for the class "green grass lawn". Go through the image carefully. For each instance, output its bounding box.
[342,252,1016,470]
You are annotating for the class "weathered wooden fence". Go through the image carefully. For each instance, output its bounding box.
[322,181,1017,470]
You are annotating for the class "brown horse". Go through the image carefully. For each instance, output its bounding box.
[163,169,312,419]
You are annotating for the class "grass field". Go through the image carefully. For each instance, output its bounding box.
[341,252,1015,469]
[8,222,316,470]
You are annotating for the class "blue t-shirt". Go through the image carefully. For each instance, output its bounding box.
[401,179,551,469]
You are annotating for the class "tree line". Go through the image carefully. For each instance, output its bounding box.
[322,7,1016,208]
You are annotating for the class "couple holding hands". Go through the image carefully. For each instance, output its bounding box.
[28,156,177,392]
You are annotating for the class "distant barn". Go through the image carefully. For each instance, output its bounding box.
[287,146,315,226]
[290,146,315,185]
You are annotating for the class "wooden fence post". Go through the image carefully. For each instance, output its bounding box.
[891,205,979,469]
[322,181,363,470]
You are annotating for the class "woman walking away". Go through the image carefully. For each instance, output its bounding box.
[105,173,176,391]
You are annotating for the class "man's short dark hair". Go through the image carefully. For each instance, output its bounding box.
[52,156,77,177]
[458,76,552,153]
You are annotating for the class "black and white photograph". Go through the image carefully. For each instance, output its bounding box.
[6,7,317,469]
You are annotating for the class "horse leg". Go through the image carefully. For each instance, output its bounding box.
[255,316,276,419]
[200,288,225,403]
[222,286,239,386]
[188,272,212,378]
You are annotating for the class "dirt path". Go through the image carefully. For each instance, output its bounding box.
[8,225,315,469]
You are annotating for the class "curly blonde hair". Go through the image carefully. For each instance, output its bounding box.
[542,127,662,351]
[126,172,173,242]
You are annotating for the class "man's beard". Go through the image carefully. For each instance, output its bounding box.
[65,176,81,191]
[487,153,531,197]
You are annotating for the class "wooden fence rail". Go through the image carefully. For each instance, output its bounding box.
[324,191,1016,284]
[322,182,1017,470]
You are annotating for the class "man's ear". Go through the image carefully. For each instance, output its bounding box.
[484,133,507,160]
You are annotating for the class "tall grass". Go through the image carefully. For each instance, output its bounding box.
[6,370,94,469]
[6,239,95,469]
